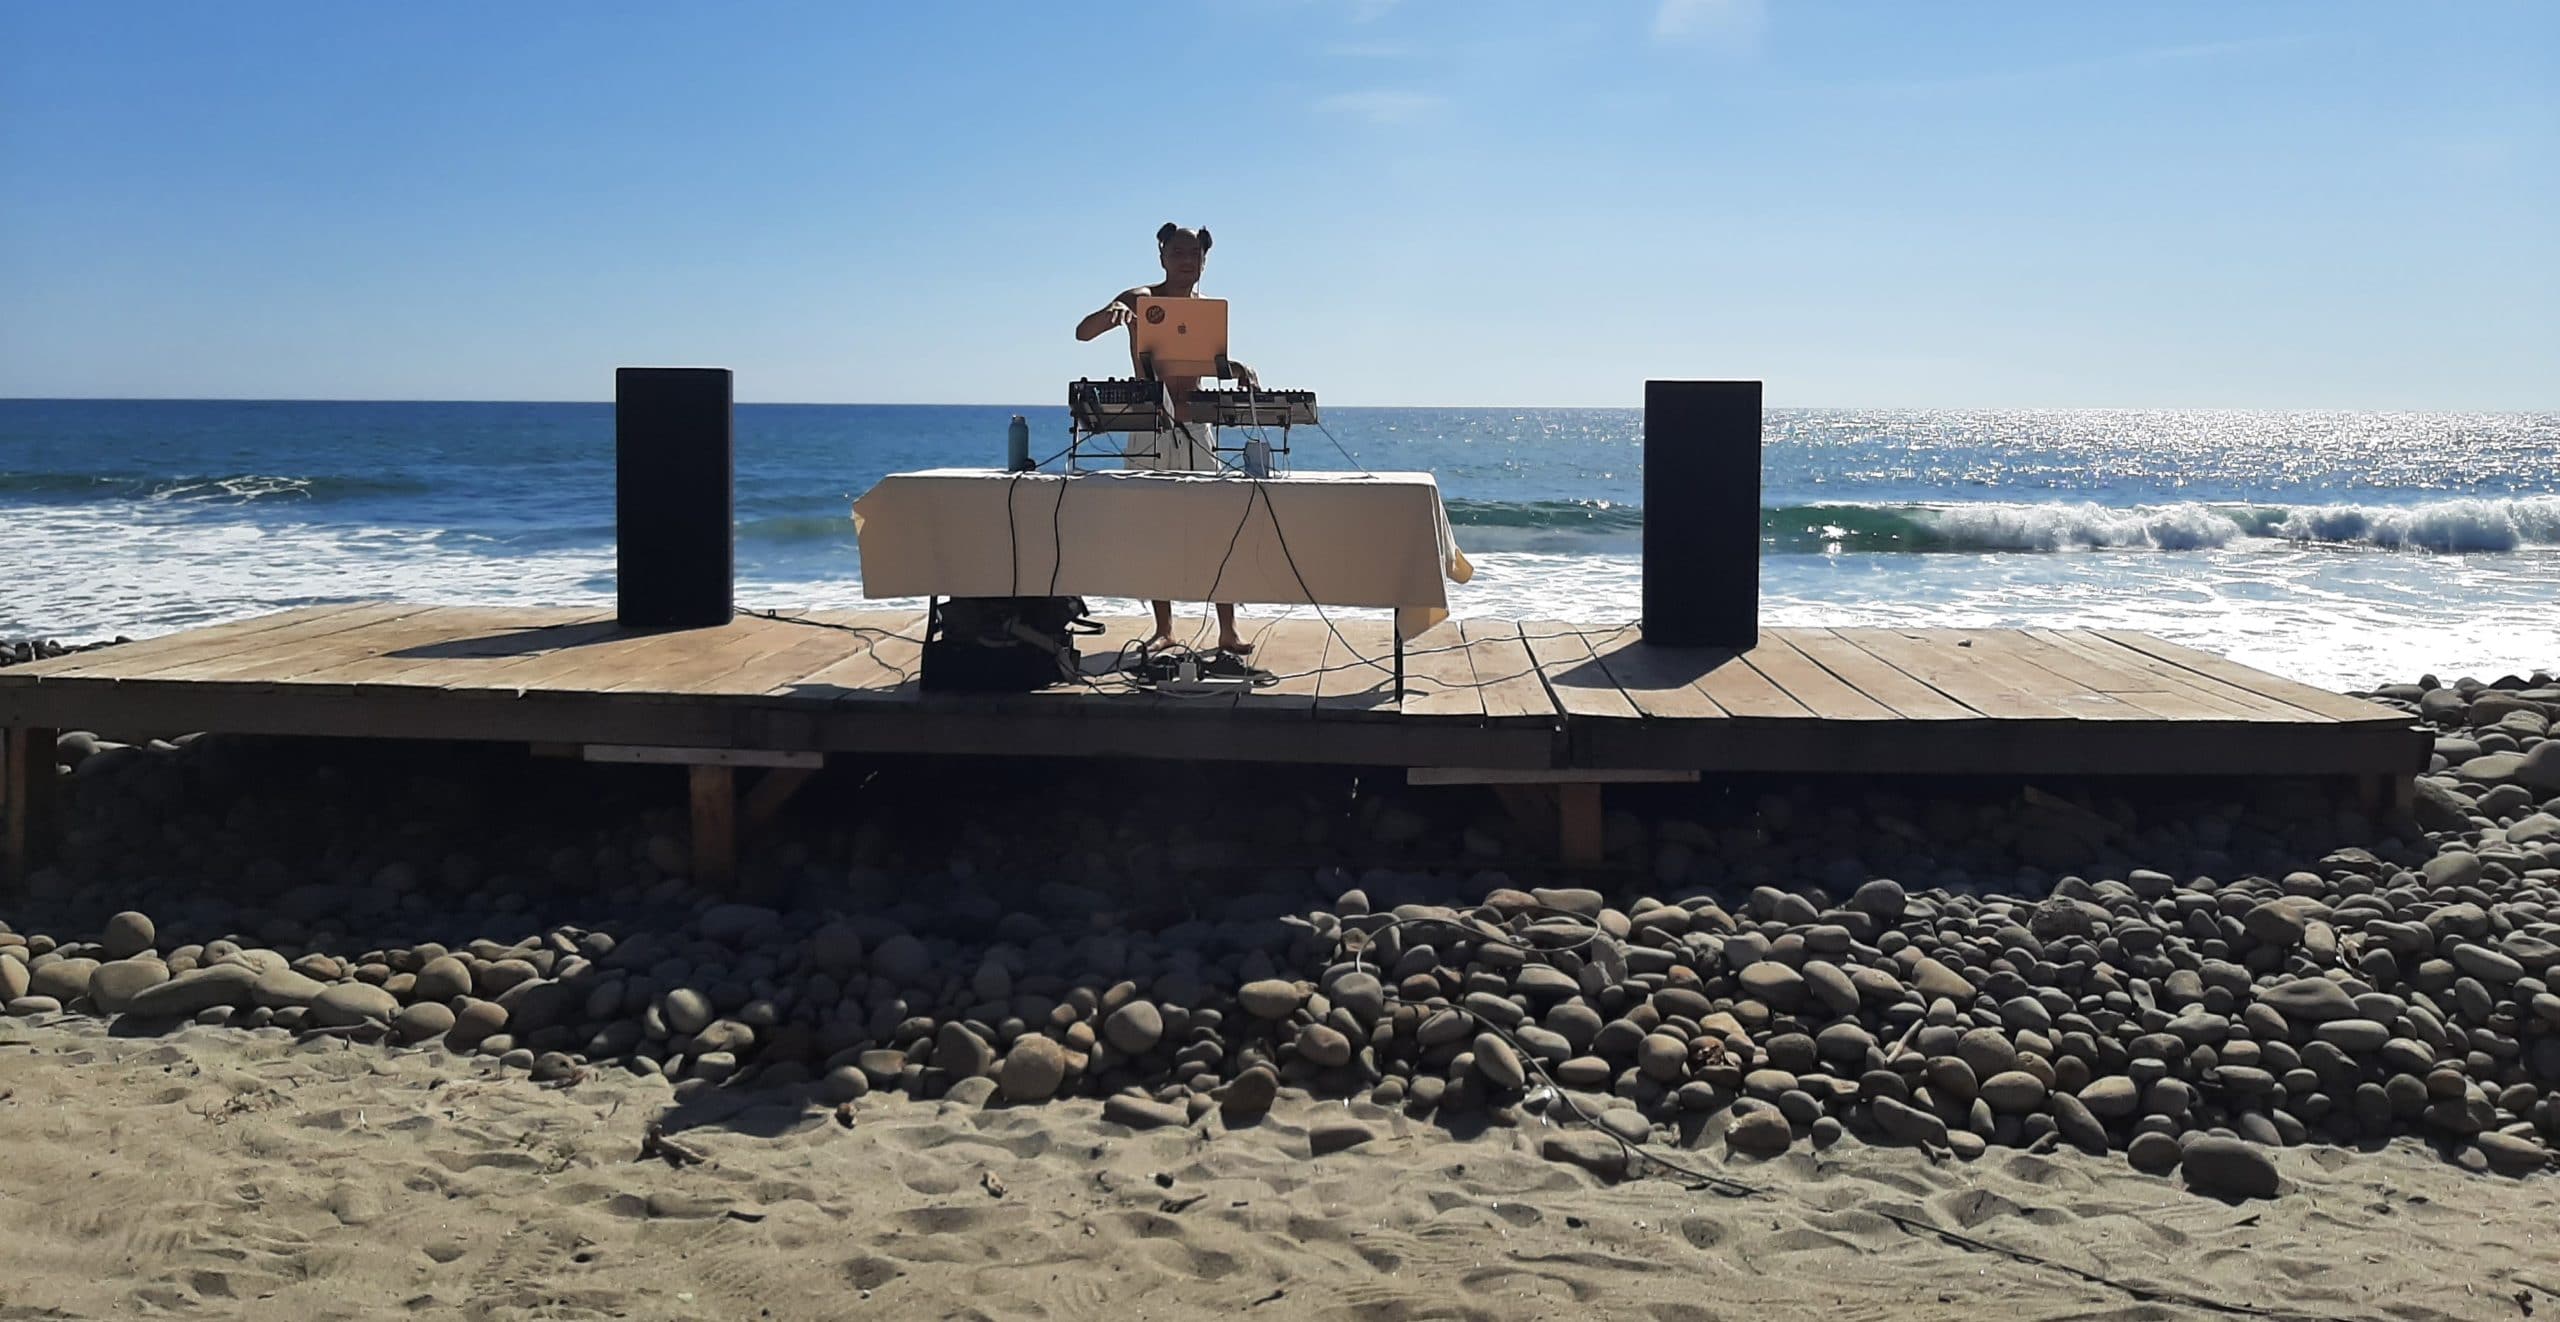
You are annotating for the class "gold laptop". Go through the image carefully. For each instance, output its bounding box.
[1131,296,1228,379]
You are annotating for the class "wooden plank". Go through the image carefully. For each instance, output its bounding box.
[583,616,809,696]
[368,614,631,691]
[0,603,379,680]
[1688,648,1815,720]
[1397,619,1485,720]
[1831,627,2083,720]
[2092,631,2406,724]
[1410,767,1696,785]
[1738,631,1898,721]
[259,609,609,692]
[1458,619,1560,724]
[23,603,420,684]
[2014,630,2281,722]
[1778,628,1982,721]
[441,619,746,698]
[1946,629,2203,720]
[1520,621,1641,721]
[797,624,928,703]
[585,746,824,768]
[1312,616,1399,716]
[113,604,456,685]
[1234,614,1332,712]
[1578,624,1729,721]
[2038,629,2334,722]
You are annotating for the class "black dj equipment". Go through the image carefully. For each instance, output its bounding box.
[920,596,1100,692]
[615,366,735,628]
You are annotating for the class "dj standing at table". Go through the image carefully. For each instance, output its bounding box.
[1074,222,1259,655]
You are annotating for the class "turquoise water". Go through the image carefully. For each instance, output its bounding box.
[3,400,2554,688]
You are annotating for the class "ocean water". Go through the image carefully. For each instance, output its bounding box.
[3,399,2554,691]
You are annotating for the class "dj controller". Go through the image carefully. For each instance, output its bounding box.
[1068,378,1320,434]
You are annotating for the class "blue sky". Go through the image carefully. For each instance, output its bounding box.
[2,1,2552,407]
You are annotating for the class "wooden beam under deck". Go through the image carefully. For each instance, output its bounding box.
[1,605,2429,884]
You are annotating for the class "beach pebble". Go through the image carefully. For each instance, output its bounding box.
[822,1065,871,1104]
[1220,1065,1280,1120]
[124,964,257,1018]
[1871,1096,1950,1147]
[411,955,472,1003]
[935,1023,997,1079]
[2127,1130,2182,1174]
[252,969,327,1010]
[1473,1033,1526,1091]
[1981,1070,2048,1114]
[311,983,399,1027]
[2079,1076,2140,1117]
[0,958,25,1003]
[29,958,99,1004]
[100,911,155,960]
[1104,1000,1164,1054]
[2181,1136,2281,1199]
[447,999,507,1050]
[1310,1120,1377,1156]
[1102,1094,1188,1130]
[869,934,930,985]
[1295,1023,1353,1069]
[1725,1107,1794,1157]
[87,958,169,1013]
[661,989,715,1037]
[7,996,63,1016]
[998,1035,1067,1103]
[1540,1132,1628,1180]
[2474,1132,2551,1177]
[394,1001,454,1042]
[1240,980,1303,1020]
[809,923,864,975]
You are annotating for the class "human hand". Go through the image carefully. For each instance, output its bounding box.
[1105,302,1136,329]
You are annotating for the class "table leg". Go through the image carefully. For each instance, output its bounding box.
[1394,627,1406,704]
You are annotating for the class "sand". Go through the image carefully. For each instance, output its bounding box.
[3,1014,2552,1321]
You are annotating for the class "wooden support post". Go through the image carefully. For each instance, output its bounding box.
[1558,782,1604,869]
[5,726,59,894]
[743,766,817,829]
[2356,773,2414,817]
[690,763,736,888]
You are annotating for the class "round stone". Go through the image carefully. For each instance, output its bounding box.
[1240,980,1303,1020]
[310,982,400,1027]
[661,988,715,1037]
[1295,1023,1353,1068]
[1737,961,1805,1008]
[2127,1130,2182,1174]
[1726,1107,1794,1157]
[1474,1033,1526,1091]
[823,1064,871,1103]
[2181,1136,2280,1199]
[412,956,472,1003]
[394,1001,455,1042]
[1638,1033,1688,1082]
[998,1035,1068,1102]
[100,911,156,960]
[1980,1070,2048,1114]
[88,958,169,1013]
[1105,1000,1164,1054]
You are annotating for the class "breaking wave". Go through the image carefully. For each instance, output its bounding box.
[1442,496,2560,554]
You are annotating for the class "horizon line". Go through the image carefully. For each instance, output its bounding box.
[6,395,2556,415]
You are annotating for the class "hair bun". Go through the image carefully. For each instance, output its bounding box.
[1157,222,1179,242]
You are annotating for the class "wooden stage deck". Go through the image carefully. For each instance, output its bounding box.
[3,603,2426,880]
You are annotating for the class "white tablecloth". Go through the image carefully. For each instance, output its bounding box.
[851,469,1474,637]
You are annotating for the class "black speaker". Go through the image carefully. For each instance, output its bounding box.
[616,367,734,628]
[1641,380,1760,648]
